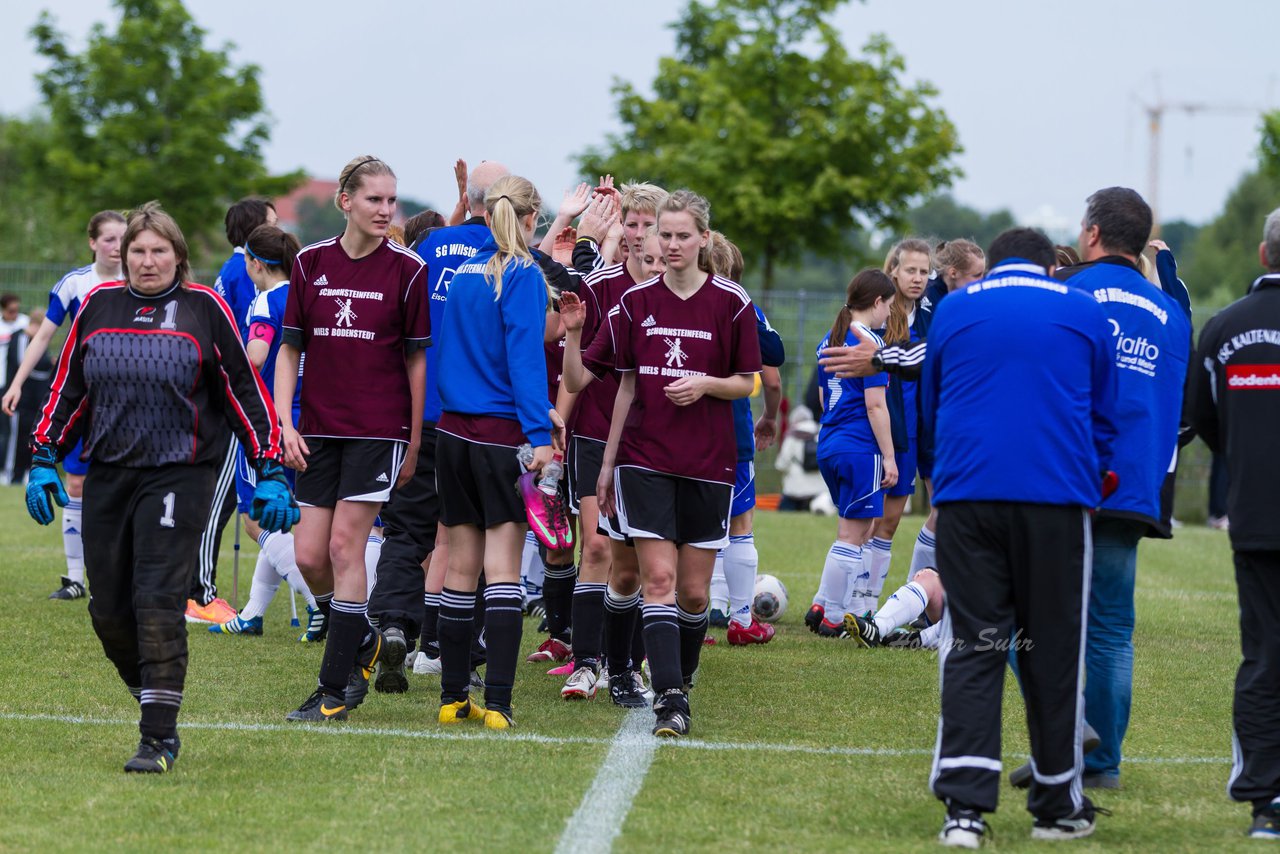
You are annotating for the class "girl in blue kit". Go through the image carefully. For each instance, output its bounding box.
[806,269,897,637]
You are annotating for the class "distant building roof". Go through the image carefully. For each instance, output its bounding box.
[273,178,339,228]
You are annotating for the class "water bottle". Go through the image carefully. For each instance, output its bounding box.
[539,452,564,496]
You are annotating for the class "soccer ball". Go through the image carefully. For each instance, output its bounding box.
[752,574,788,623]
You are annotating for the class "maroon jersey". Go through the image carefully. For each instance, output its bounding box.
[572,263,637,441]
[283,237,429,441]
[545,338,564,407]
[612,274,762,484]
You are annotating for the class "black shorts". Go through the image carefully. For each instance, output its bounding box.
[613,466,732,549]
[436,431,525,529]
[294,437,405,507]
[568,435,605,513]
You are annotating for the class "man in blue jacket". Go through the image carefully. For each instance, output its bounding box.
[1056,187,1191,790]
[924,228,1118,847]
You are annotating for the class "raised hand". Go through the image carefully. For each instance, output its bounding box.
[558,291,587,332]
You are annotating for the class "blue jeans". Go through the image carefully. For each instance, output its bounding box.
[1084,518,1145,779]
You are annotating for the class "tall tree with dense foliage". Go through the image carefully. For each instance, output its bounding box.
[578,0,960,289]
[27,0,301,247]
[1182,167,1280,307]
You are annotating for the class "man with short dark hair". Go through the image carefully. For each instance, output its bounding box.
[1188,207,1280,839]
[925,227,1118,847]
[1053,187,1191,790]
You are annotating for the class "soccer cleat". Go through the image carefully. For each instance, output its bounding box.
[124,735,180,774]
[527,637,572,663]
[561,663,600,700]
[816,618,849,639]
[286,689,348,722]
[708,608,730,628]
[516,472,574,550]
[726,616,776,646]
[298,606,328,642]
[652,688,691,738]
[882,627,923,649]
[208,615,263,636]
[1031,799,1108,841]
[939,807,988,849]
[49,575,86,600]
[185,597,237,624]
[1251,802,1280,839]
[608,669,647,708]
[805,603,825,633]
[374,626,409,694]
[844,612,881,648]
[525,597,546,618]
[345,627,384,710]
[633,668,653,702]
[483,709,514,730]
[438,697,484,724]
[413,650,442,675]
[547,661,575,676]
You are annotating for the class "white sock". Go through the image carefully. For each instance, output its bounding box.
[710,550,730,613]
[725,534,758,627]
[238,551,280,621]
[365,534,383,600]
[873,581,929,637]
[259,530,316,608]
[818,542,860,618]
[62,498,84,584]
[525,541,546,600]
[919,620,944,650]
[866,537,893,608]
[908,526,937,581]
[520,531,539,598]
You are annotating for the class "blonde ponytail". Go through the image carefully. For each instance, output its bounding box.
[484,175,550,302]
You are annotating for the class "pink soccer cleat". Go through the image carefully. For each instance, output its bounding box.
[516,472,574,550]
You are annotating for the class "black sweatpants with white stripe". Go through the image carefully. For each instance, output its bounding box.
[192,439,237,604]
[83,461,216,738]
[1229,550,1280,809]
[931,501,1090,820]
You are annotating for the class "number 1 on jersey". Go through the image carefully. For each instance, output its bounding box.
[160,492,176,528]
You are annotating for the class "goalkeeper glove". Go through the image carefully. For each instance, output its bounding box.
[26,444,68,526]
[250,458,300,533]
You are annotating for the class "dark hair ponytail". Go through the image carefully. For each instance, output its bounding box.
[828,268,894,346]
[245,225,301,276]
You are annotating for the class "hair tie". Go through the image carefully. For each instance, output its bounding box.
[497,194,514,205]
[245,245,281,266]
[340,157,382,194]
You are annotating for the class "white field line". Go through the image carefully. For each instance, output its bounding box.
[0,712,1230,765]
[554,708,656,854]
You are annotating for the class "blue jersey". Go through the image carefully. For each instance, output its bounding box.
[213,249,256,341]
[732,303,785,460]
[1062,259,1191,529]
[246,281,302,419]
[923,261,1118,507]
[816,323,888,458]
[414,220,491,423]
[437,236,553,447]
[47,264,112,327]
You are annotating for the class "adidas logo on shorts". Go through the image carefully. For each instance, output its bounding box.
[642,315,656,328]
[375,472,389,483]
[313,274,329,288]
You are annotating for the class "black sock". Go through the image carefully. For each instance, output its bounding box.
[318,600,366,699]
[482,582,524,713]
[570,582,606,667]
[641,603,682,693]
[420,592,440,652]
[315,592,333,619]
[604,587,641,677]
[543,562,576,642]
[139,689,181,739]
[438,587,475,703]
[631,604,646,668]
[471,574,487,667]
[677,604,709,687]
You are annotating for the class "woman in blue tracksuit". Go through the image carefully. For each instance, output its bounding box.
[805,269,898,637]
[433,174,563,730]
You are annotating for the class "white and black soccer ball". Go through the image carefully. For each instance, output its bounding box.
[752,574,788,623]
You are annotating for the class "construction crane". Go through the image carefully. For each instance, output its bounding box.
[1139,89,1269,232]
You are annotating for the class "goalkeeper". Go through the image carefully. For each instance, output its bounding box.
[25,202,297,776]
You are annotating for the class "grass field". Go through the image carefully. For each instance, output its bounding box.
[0,490,1252,852]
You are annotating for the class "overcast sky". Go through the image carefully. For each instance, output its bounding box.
[2,0,1274,231]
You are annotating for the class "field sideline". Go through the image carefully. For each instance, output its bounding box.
[0,491,1252,851]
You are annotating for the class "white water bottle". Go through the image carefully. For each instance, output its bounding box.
[539,452,564,495]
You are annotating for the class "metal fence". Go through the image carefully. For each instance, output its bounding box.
[0,263,1221,522]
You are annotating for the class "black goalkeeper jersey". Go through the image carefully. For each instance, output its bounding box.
[34,280,283,469]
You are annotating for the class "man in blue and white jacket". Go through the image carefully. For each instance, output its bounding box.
[1056,187,1192,790]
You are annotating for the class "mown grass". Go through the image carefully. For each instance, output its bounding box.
[0,490,1251,851]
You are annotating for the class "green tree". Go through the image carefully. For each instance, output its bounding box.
[0,114,75,264]
[906,194,1015,251]
[1261,110,1280,177]
[578,0,960,290]
[28,0,302,256]
[1181,167,1280,307]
